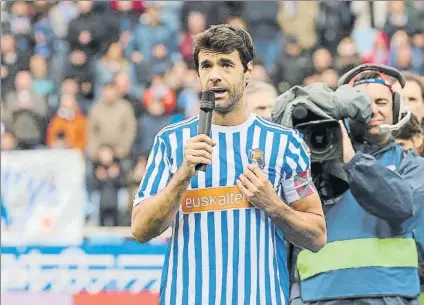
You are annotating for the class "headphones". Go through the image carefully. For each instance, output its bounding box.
[338,64,411,133]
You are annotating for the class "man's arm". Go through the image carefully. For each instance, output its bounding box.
[131,134,215,243]
[267,192,326,253]
[131,168,191,243]
[344,150,424,230]
[237,164,326,253]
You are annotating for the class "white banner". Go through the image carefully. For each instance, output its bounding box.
[1,149,86,246]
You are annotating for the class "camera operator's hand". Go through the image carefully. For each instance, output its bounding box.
[339,121,356,164]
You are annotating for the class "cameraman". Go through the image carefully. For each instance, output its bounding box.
[290,65,424,305]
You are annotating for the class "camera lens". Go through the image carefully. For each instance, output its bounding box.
[308,127,334,155]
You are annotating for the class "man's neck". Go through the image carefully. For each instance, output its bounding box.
[211,103,250,127]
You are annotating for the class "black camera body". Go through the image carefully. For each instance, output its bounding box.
[292,105,343,164]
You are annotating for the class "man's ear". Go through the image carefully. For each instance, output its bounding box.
[245,61,254,86]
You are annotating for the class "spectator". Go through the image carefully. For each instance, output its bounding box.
[29,55,55,98]
[66,50,94,100]
[67,1,106,58]
[133,74,176,159]
[410,30,424,75]
[402,71,424,128]
[1,33,30,99]
[48,1,78,40]
[1,130,18,151]
[383,1,416,39]
[361,31,390,65]
[334,36,362,75]
[93,144,126,226]
[9,0,34,53]
[109,0,144,48]
[273,36,312,93]
[179,11,206,67]
[46,93,87,151]
[88,82,136,161]
[126,5,178,64]
[277,1,319,51]
[312,47,333,74]
[94,42,135,99]
[395,114,423,154]
[243,1,282,75]
[316,0,355,53]
[177,68,201,117]
[3,70,48,149]
[320,68,339,90]
[114,72,142,117]
[244,81,277,119]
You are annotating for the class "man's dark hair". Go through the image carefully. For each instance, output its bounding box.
[193,24,255,72]
[402,71,424,102]
[397,114,422,140]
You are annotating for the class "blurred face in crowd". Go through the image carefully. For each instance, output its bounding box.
[106,42,123,61]
[412,33,424,49]
[30,55,48,79]
[12,1,29,17]
[391,30,409,48]
[390,1,405,14]
[98,146,115,166]
[102,84,118,103]
[15,70,32,91]
[117,1,133,12]
[313,48,332,72]
[227,17,247,31]
[188,11,206,35]
[396,134,423,150]
[1,34,16,53]
[197,50,252,114]
[115,72,130,95]
[395,45,412,69]
[355,83,393,135]
[245,85,276,119]
[147,7,160,25]
[321,69,339,90]
[78,1,93,14]
[251,64,270,82]
[70,50,88,66]
[1,132,17,151]
[337,38,356,57]
[62,77,79,95]
[403,80,424,123]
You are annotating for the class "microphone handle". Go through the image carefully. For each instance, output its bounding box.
[196,109,213,172]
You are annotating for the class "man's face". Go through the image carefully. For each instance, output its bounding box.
[356,83,393,134]
[246,91,276,119]
[403,80,424,123]
[395,134,423,151]
[197,50,252,114]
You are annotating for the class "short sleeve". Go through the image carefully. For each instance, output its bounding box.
[133,134,172,207]
[280,130,317,204]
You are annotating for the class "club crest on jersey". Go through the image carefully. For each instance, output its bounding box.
[249,148,265,169]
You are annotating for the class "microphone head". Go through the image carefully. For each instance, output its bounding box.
[200,91,215,111]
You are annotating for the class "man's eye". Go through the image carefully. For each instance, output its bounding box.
[223,63,232,68]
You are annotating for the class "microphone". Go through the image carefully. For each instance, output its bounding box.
[196,91,215,172]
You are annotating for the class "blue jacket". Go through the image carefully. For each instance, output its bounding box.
[291,141,424,305]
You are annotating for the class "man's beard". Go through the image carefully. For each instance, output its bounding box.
[349,120,392,145]
[214,84,244,114]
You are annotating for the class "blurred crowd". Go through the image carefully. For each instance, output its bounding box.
[1,0,423,227]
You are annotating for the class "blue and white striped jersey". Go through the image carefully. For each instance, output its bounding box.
[134,113,313,305]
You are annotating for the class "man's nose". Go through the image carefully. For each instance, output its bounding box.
[208,66,222,84]
[371,102,379,115]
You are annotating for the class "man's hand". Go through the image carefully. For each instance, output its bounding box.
[339,120,356,164]
[237,164,280,213]
[179,134,216,180]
